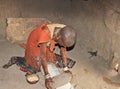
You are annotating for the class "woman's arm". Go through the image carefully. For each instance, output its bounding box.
[60,47,67,67]
[39,43,53,89]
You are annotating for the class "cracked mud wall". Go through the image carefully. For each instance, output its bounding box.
[0,0,120,67]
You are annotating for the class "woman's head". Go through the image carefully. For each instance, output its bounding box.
[57,26,76,47]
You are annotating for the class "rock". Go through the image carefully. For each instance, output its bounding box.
[6,18,50,43]
[52,73,72,89]
[41,63,73,89]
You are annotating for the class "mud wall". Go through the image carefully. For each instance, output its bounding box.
[0,0,120,67]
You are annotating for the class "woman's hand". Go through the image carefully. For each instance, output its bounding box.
[45,78,53,89]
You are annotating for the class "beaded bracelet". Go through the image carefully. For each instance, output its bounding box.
[63,67,69,71]
[45,73,51,79]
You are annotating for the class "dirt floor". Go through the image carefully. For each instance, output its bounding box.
[1,0,120,89]
[1,38,120,89]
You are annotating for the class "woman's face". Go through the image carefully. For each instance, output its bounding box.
[56,36,66,47]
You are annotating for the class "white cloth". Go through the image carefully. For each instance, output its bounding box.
[47,23,66,38]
